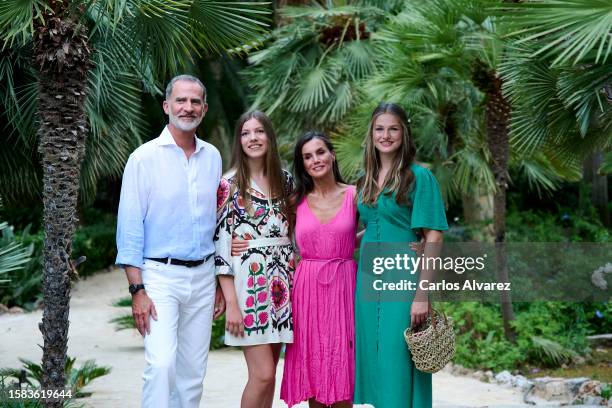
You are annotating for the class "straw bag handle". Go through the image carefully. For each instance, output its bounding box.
[430,308,449,331]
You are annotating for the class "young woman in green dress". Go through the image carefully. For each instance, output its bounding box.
[353,102,448,408]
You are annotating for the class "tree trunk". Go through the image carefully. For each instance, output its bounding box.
[33,5,91,406]
[462,191,494,241]
[474,62,516,342]
[583,151,610,227]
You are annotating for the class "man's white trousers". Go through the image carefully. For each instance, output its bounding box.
[140,258,216,408]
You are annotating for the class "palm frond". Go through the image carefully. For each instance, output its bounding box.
[287,62,340,112]
[506,0,612,66]
[0,0,47,47]
[280,5,385,21]
[333,132,364,182]
[530,335,578,367]
[190,1,270,56]
[452,147,496,195]
[0,222,32,277]
[129,0,195,76]
[0,45,38,144]
[244,3,390,142]
[341,40,376,80]
[80,66,147,203]
[556,62,612,136]
[517,154,564,195]
[67,359,111,395]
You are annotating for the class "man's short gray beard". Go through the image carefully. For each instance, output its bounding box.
[169,112,203,132]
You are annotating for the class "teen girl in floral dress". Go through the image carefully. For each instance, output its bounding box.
[215,111,295,408]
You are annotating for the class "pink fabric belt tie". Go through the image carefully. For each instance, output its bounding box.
[301,257,354,285]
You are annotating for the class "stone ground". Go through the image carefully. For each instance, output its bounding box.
[0,268,597,407]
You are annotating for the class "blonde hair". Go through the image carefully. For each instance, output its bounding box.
[357,102,416,206]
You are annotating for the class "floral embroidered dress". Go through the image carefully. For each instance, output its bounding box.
[214,169,295,346]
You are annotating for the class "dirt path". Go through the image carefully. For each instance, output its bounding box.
[1,268,547,407]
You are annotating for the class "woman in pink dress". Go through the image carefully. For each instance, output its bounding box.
[281,131,357,408]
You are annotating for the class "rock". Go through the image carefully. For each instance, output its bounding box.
[587,334,612,347]
[578,380,602,396]
[567,377,592,394]
[484,370,494,380]
[441,363,453,373]
[573,355,586,365]
[512,375,534,392]
[581,395,603,405]
[532,377,571,402]
[0,304,9,314]
[452,364,470,376]
[470,370,484,380]
[494,370,513,385]
[8,306,24,314]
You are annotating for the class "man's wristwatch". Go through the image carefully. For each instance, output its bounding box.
[129,284,146,295]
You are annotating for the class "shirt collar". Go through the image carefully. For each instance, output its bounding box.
[156,126,205,154]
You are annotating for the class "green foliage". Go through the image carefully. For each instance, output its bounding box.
[243,1,391,145]
[0,213,120,308]
[71,222,116,278]
[601,383,612,400]
[501,0,612,174]
[0,378,84,408]
[210,316,226,350]
[439,301,600,371]
[0,356,110,400]
[332,0,576,201]
[109,313,136,331]
[504,207,610,244]
[112,296,132,308]
[504,0,612,66]
[0,227,42,309]
[530,336,578,367]
[0,221,31,279]
[0,0,271,204]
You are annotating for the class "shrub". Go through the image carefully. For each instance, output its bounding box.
[71,222,116,278]
[0,356,110,403]
[0,227,43,310]
[439,301,598,371]
[1,217,118,309]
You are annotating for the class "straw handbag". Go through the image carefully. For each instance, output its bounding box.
[404,309,455,373]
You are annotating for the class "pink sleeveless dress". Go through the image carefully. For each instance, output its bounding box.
[280,186,357,407]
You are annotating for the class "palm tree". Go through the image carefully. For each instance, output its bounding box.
[501,0,612,226]
[243,0,402,154]
[0,0,268,402]
[334,0,610,340]
[334,0,539,341]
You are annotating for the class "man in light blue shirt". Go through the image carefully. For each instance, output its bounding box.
[116,74,224,408]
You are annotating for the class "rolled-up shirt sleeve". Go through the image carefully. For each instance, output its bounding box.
[116,154,149,268]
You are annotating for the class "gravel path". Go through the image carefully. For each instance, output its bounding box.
[1,268,546,407]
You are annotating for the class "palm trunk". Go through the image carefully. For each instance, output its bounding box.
[474,62,516,342]
[33,5,91,405]
[583,151,610,227]
[462,191,494,241]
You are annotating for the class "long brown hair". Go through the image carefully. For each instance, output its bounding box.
[357,102,416,206]
[230,110,289,215]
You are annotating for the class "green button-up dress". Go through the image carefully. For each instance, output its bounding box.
[354,164,448,408]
